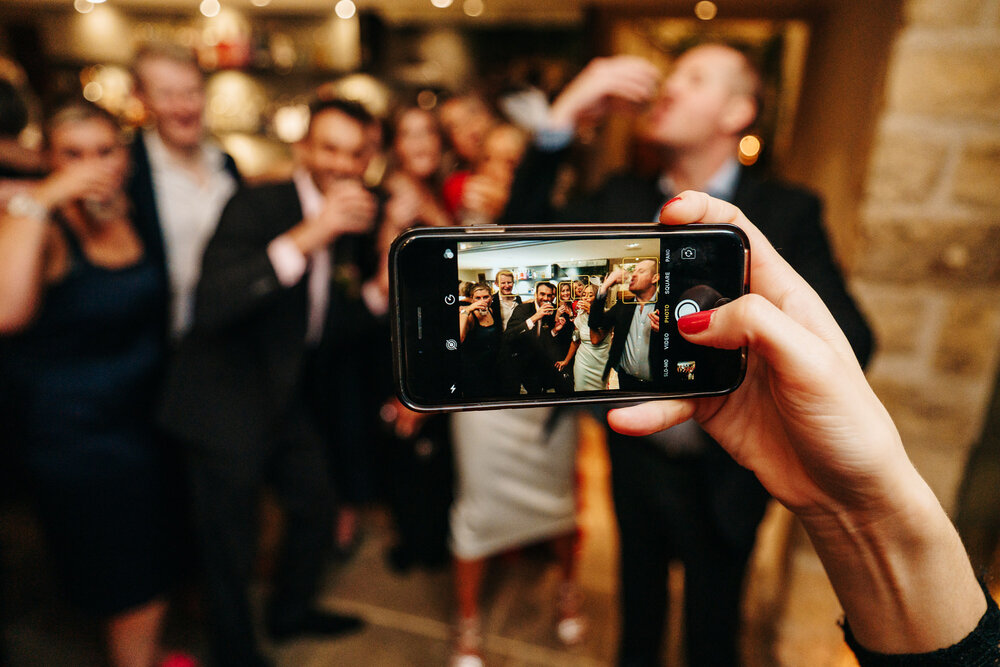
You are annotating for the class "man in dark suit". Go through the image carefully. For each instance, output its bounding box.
[489,269,523,394]
[505,45,873,666]
[588,259,662,390]
[504,281,575,393]
[489,268,522,330]
[126,42,242,341]
[158,98,377,667]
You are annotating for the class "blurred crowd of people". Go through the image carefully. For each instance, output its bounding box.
[0,37,877,667]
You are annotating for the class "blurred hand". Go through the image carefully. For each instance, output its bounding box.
[34,159,122,210]
[648,309,659,333]
[548,56,661,129]
[577,299,591,314]
[383,176,423,232]
[554,360,569,371]
[290,180,376,254]
[461,174,509,220]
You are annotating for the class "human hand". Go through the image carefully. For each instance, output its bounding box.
[381,397,427,439]
[552,315,567,333]
[462,174,509,220]
[463,297,489,317]
[33,159,122,210]
[382,176,423,232]
[530,301,555,322]
[554,360,568,371]
[548,56,660,130]
[607,191,987,656]
[289,180,376,254]
[601,269,624,291]
[648,309,659,333]
[609,191,907,518]
[577,299,591,314]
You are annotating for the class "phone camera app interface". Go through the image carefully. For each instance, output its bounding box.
[449,234,743,400]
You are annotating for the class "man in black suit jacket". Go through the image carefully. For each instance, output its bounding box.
[505,46,873,667]
[588,258,663,390]
[126,42,242,341]
[488,268,522,330]
[503,282,575,393]
[159,98,377,667]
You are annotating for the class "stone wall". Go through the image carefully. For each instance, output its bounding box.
[854,0,1000,510]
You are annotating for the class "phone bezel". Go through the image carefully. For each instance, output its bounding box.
[389,223,750,412]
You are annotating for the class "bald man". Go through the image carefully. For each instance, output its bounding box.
[506,44,873,666]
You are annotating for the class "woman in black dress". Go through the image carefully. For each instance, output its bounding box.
[0,101,177,667]
[458,283,502,398]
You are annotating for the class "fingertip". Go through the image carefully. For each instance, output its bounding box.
[657,190,710,226]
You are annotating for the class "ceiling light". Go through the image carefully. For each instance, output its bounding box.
[200,0,221,18]
[694,1,717,20]
[335,0,356,19]
[431,0,454,7]
[463,0,483,17]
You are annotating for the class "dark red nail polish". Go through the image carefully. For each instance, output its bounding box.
[678,309,713,335]
[659,196,682,218]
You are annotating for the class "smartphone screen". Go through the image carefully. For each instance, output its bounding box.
[391,224,749,411]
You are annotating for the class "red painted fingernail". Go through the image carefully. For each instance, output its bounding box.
[659,196,682,217]
[678,309,713,335]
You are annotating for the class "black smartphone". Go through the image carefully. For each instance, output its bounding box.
[390,223,749,411]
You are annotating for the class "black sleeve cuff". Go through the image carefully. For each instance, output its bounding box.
[842,579,1000,666]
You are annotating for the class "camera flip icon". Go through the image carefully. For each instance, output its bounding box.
[680,247,697,260]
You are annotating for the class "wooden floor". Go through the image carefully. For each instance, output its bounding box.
[0,413,865,666]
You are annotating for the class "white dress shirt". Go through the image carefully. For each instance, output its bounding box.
[145,130,238,339]
[619,288,659,381]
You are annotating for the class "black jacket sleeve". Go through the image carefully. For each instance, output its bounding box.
[587,292,616,333]
[192,190,296,334]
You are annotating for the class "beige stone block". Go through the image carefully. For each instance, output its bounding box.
[952,139,1000,208]
[932,291,1000,375]
[856,217,1000,284]
[887,45,1000,120]
[907,442,971,513]
[906,0,984,27]
[871,377,984,449]
[856,289,927,355]
[866,130,949,203]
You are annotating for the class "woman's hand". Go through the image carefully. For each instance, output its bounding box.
[609,191,905,519]
[33,159,121,210]
[608,191,985,655]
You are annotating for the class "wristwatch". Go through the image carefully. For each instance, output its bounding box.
[6,192,49,222]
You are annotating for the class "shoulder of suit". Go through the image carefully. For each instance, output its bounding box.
[737,170,820,209]
[231,180,297,202]
[601,170,659,197]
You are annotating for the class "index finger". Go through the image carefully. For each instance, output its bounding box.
[659,191,855,363]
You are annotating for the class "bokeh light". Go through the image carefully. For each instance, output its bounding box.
[335,0,356,20]
[694,1,718,21]
[200,0,221,19]
[463,0,484,18]
[738,134,762,165]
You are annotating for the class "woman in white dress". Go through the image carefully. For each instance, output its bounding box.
[449,411,584,664]
[561,284,611,391]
